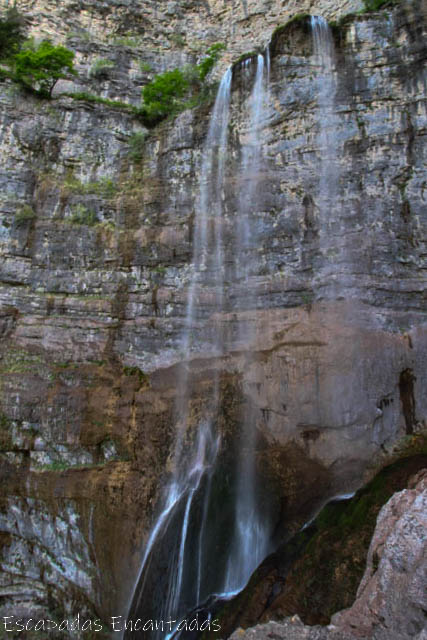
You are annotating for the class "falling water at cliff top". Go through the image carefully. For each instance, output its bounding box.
[174,66,232,475]
[311,15,337,160]
[311,16,343,298]
[311,16,335,71]
[223,54,272,597]
[125,55,276,638]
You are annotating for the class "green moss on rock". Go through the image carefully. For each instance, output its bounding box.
[212,445,427,635]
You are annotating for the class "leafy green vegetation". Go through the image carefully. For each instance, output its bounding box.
[64,90,139,113]
[14,204,36,226]
[0,5,25,60]
[362,0,394,11]
[0,5,222,126]
[63,174,118,198]
[141,67,190,124]
[88,177,117,198]
[197,42,226,81]
[128,131,147,161]
[13,39,76,97]
[69,203,99,226]
[89,57,115,79]
[139,60,153,73]
[140,43,226,126]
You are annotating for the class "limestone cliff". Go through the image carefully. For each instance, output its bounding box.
[0,0,426,631]
[229,467,427,639]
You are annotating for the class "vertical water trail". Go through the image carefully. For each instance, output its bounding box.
[126,55,275,635]
[178,68,232,611]
[174,67,232,473]
[311,15,337,204]
[311,16,335,71]
[223,54,271,595]
[310,16,341,296]
[237,55,265,281]
[125,70,232,638]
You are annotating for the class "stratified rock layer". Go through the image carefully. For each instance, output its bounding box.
[0,0,426,625]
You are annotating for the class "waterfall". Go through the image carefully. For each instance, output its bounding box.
[223,54,271,595]
[310,16,341,297]
[126,55,272,638]
[311,16,335,72]
[125,69,232,638]
[311,15,337,204]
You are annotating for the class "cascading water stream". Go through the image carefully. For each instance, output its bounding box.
[223,54,271,595]
[310,16,342,296]
[311,15,337,207]
[126,55,274,638]
[125,69,232,639]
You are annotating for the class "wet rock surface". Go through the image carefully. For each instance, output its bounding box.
[209,451,427,636]
[229,467,427,640]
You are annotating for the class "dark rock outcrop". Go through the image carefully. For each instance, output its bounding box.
[332,468,427,639]
[229,468,427,640]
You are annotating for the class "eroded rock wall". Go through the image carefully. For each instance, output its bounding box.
[0,0,426,626]
[229,468,427,639]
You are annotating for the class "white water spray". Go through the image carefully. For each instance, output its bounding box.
[311,16,342,297]
[125,70,232,637]
[223,54,271,595]
[127,55,274,636]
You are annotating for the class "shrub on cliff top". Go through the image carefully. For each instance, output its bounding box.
[13,39,76,97]
[141,67,189,124]
[197,42,226,81]
[140,42,226,126]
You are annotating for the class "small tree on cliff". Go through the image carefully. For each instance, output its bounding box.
[13,39,76,97]
[140,43,226,126]
[141,68,189,124]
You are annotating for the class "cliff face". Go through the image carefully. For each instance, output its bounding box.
[229,468,427,640]
[0,0,426,628]
[332,468,427,639]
